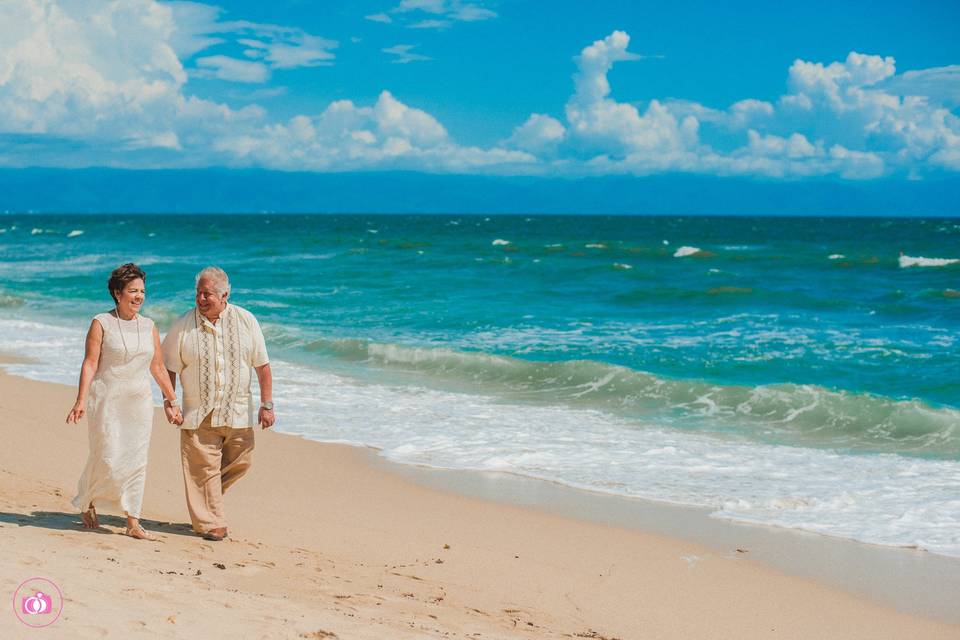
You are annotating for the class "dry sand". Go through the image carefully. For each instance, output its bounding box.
[1,368,958,639]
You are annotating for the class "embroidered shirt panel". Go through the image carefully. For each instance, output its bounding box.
[161,304,269,429]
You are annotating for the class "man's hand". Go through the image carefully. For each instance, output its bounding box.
[164,404,183,426]
[258,407,275,430]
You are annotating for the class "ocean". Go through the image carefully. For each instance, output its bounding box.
[1,214,958,556]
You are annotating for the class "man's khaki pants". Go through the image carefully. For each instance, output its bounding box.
[180,412,254,534]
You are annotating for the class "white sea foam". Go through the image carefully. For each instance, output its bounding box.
[613,263,632,270]
[266,357,960,558]
[3,315,959,558]
[67,230,84,238]
[586,243,607,249]
[899,254,959,268]
[673,246,700,258]
[492,239,510,246]
[828,254,845,260]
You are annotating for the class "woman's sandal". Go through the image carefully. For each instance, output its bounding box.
[81,505,99,529]
[126,523,159,541]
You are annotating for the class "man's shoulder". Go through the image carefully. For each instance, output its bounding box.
[228,304,259,324]
[166,308,196,333]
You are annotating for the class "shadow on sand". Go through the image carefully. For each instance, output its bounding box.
[0,510,196,538]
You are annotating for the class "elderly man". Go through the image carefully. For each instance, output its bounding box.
[161,267,275,541]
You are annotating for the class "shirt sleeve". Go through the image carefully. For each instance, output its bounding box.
[249,314,269,368]
[161,316,184,373]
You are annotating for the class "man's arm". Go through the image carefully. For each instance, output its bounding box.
[255,363,274,429]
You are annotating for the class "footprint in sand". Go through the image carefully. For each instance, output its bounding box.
[232,559,276,575]
[503,607,542,630]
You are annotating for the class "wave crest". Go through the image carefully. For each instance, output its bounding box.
[299,337,959,457]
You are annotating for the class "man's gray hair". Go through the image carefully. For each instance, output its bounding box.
[195,266,231,295]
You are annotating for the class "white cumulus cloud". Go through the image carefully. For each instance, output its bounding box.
[0,0,187,141]
[213,90,533,171]
[0,6,958,180]
[514,30,960,179]
[563,31,699,165]
[507,114,566,154]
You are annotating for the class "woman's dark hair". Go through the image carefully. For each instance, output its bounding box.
[107,263,146,303]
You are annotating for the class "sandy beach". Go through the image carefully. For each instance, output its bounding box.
[1,366,958,639]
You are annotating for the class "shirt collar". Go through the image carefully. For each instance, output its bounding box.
[196,303,230,330]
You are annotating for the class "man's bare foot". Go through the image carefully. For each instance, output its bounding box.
[126,523,159,541]
[81,505,99,529]
[202,527,227,541]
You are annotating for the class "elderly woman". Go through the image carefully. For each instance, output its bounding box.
[66,263,183,540]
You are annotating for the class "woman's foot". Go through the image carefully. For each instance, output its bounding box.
[125,520,159,541]
[81,504,99,529]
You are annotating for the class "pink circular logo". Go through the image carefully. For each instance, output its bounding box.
[12,577,63,628]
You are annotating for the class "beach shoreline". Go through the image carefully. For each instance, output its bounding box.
[1,366,958,638]
[371,452,960,624]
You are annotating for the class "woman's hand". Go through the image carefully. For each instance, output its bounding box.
[164,404,183,426]
[66,400,86,424]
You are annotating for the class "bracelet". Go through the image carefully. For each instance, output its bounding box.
[164,398,181,408]
[260,401,274,411]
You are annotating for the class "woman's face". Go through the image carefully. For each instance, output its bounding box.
[115,278,145,316]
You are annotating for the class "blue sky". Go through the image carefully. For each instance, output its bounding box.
[1,0,959,181]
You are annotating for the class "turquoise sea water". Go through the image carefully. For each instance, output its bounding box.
[1,214,958,555]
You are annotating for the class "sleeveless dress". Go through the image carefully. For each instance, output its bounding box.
[71,312,155,518]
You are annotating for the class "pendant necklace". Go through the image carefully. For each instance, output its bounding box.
[116,306,142,362]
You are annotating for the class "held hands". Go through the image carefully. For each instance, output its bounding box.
[164,404,183,426]
[258,407,275,430]
[66,400,86,424]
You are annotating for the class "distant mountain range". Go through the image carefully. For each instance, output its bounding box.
[1,168,958,216]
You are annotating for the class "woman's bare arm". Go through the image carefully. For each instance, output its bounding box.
[150,326,182,425]
[66,319,103,423]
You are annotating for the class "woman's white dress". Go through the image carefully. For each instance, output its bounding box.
[71,312,154,518]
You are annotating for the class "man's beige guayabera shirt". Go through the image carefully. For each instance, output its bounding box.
[161,304,269,429]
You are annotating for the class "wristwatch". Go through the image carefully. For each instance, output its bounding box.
[260,401,274,411]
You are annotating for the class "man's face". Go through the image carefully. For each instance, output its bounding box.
[196,277,228,318]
